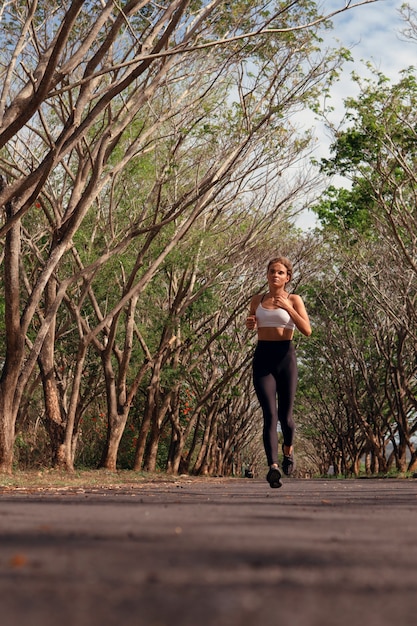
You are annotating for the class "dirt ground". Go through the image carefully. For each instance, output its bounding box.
[0,476,416,626]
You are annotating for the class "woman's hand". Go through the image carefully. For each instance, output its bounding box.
[246,315,256,330]
[273,294,291,310]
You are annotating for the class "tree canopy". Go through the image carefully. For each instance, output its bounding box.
[1,0,395,476]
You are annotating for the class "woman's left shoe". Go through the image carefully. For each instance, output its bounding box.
[282,445,295,476]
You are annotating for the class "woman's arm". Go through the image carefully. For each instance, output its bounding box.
[275,294,312,337]
[246,295,261,330]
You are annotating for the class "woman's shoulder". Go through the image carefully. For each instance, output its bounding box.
[289,293,307,310]
[250,293,263,310]
[288,292,301,302]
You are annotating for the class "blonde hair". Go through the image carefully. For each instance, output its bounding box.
[267,257,293,282]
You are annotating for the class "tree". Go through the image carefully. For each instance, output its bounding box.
[0,0,381,472]
[305,66,417,474]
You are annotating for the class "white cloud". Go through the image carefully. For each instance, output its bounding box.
[321,0,413,121]
[295,0,414,230]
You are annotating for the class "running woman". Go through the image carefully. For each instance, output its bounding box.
[246,257,311,488]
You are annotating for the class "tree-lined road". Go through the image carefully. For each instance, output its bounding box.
[1,477,416,626]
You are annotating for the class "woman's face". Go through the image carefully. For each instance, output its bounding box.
[267,263,289,288]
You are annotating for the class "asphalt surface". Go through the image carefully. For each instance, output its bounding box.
[0,477,416,626]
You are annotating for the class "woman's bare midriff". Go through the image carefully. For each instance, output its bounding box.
[257,327,294,341]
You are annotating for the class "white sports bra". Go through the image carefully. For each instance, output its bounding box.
[256,296,296,330]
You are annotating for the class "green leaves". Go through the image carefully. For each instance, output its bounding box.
[312,183,374,234]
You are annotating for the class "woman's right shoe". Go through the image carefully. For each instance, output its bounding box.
[266,466,282,488]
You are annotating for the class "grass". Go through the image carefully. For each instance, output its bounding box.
[0,468,207,492]
[1,468,414,492]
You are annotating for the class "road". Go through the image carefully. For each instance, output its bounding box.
[0,477,416,626]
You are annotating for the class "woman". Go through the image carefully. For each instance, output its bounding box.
[246,257,311,488]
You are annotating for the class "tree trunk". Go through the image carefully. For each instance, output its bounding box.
[192,406,218,475]
[101,412,128,470]
[143,418,162,472]
[167,428,185,475]
[133,403,152,471]
[0,383,18,473]
[99,352,130,470]
[38,280,67,468]
[0,177,24,472]
[133,356,164,470]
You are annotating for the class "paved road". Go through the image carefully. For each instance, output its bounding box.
[0,477,416,626]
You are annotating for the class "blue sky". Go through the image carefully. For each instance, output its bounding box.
[296,0,414,228]
[322,0,413,120]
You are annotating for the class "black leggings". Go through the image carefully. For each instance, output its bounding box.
[252,341,298,466]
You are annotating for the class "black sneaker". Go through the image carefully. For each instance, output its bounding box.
[266,466,282,488]
[282,445,295,476]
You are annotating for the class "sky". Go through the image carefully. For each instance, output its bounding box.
[320,0,413,129]
[296,0,415,229]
